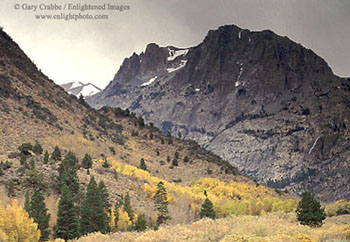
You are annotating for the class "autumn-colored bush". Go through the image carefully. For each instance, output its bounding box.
[105,159,297,218]
[0,199,41,242]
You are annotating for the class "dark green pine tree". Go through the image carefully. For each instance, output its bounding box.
[98,180,111,232]
[134,214,147,232]
[33,141,43,155]
[154,181,170,228]
[80,176,109,235]
[30,190,51,241]
[114,199,124,226]
[123,192,134,222]
[55,185,80,241]
[43,150,49,164]
[296,191,326,227]
[139,158,147,171]
[24,190,31,214]
[82,153,92,170]
[51,145,62,161]
[200,197,216,219]
[57,151,80,195]
[98,180,111,209]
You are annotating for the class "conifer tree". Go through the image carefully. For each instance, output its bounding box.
[51,146,62,161]
[296,191,326,227]
[55,185,80,240]
[200,197,216,219]
[98,180,111,209]
[80,176,109,235]
[123,192,134,222]
[82,153,92,170]
[43,151,49,164]
[30,190,51,241]
[33,141,43,155]
[30,159,35,170]
[139,158,147,171]
[24,190,31,214]
[98,180,111,232]
[154,181,170,228]
[57,151,80,195]
[20,153,26,165]
[134,214,147,232]
[114,199,123,226]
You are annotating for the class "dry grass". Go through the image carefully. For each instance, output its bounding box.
[74,213,350,242]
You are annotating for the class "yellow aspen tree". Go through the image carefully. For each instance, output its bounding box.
[108,206,116,232]
[117,207,131,231]
[255,198,264,215]
[0,199,41,242]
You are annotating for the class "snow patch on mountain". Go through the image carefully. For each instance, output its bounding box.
[141,76,157,87]
[167,48,188,61]
[60,82,101,98]
[167,60,187,73]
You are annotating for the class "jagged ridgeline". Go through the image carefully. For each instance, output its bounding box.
[87,24,350,201]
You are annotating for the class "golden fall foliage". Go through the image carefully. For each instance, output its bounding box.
[117,207,131,231]
[0,199,41,242]
[104,158,298,217]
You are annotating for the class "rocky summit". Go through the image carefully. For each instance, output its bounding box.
[87,24,350,201]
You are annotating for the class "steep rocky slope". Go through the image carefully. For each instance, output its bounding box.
[87,24,350,201]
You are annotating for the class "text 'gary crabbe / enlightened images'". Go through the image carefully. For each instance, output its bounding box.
[13,2,131,21]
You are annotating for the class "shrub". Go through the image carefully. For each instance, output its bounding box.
[82,154,92,170]
[51,146,62,161]
[20,153,27,165]
[7,152,20,159]
[184,156,189,163]
[24,169,49,191]
[5,179,16,196]
[0,160,12,170]
[18,143,33,156]
[140,158,147,171]
[109,147,116,155]
[43,151,49,164]
[134,214,147,232]
[33,141,43,155]
[102,159,110,168]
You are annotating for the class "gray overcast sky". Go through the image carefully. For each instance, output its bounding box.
[0,0,349,88]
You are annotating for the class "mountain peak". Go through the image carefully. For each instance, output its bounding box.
[87,23,350,201]
[60,82,101,98]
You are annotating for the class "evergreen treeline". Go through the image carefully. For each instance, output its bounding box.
[20,144,155,241]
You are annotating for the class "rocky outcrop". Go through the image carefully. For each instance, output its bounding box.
[87,24,350,201]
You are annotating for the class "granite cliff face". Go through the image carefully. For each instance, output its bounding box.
[87,25,350,201]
